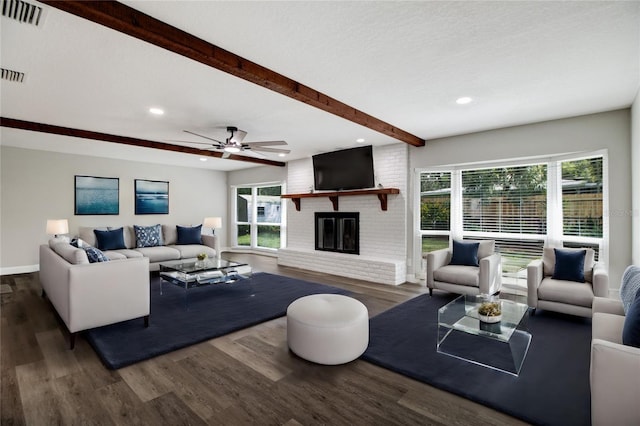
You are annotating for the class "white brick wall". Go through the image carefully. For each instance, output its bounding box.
[279,144,408,285]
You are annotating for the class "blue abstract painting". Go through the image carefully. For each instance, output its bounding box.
[135,179,169,214]
[75,175,119,215]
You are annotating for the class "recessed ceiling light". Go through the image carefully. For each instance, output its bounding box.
[356,138,365,143]
[278,153,286,157]
[149,107,164,115]
[199,158,207,162]
[456,97,472,105]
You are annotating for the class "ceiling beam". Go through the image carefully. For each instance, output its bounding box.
[0,117,286,167]
[39,0,425,148]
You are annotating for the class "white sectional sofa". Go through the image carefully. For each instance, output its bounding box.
[38,224,220,349]
[39,241,150,349]
[78,225,219,271]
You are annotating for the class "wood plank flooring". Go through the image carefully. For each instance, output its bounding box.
[1,253,529,425]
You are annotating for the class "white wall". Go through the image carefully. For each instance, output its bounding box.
[632,91,640,266]
[0,146,227,274]
[409,109,632,289]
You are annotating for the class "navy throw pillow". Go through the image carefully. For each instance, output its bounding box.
[83,246,109,263]
[176,225,202,245]
[552,248,586,282]
[94,227,126,251]
[622,288,640,348]
[449,240,480,267]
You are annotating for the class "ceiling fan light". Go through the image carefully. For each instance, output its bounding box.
[224,146,241,153]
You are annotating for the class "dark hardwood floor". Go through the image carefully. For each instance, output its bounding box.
[1,253,528,425]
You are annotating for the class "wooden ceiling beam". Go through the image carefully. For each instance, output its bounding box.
[39,0,425,147]
[0,117,286,167]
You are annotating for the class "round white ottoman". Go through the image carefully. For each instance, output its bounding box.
[287,293,369,365]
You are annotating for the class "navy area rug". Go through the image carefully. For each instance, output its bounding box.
[361,294,592,426]
[85,272,347,369]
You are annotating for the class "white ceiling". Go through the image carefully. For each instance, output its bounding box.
[1,1,639,171]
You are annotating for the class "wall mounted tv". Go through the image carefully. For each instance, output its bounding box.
[312,145,375,191]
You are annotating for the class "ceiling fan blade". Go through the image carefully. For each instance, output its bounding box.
[237,149,267,159]
[245,140,288,147]
[229,129,247,143]
[183,130,225,144]
[249,146,291,154]
[222,151,231,159]
[165,138,222,147]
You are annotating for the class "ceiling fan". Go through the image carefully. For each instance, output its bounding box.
[181,126,290,158]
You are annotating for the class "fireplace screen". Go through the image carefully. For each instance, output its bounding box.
[315,212,359,255]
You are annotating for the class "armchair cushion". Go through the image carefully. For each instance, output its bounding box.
[538,278,594,308]
[543,247,594,281]
[552,248,586,282]
[433,265,479,287]
[449,240,479,266]
[622,290,640,347]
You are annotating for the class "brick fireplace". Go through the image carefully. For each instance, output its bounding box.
[278,144,408,285]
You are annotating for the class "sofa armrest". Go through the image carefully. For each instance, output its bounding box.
[590,339,640,425]
[67,257,150,333]
[426,248,450,287]
[201,234,220,257]
[593,296,625,316]
[592,263,609,298]
[527,259,543,308]
[479,253,502,295]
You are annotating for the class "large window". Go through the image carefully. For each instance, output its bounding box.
[419,152,606,275]
[234,184,284,250]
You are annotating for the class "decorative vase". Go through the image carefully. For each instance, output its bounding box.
[478,313,502,323]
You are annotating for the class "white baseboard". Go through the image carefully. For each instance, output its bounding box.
[0,264,39,276]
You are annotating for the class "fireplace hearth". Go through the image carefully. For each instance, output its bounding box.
[315,212,359,255]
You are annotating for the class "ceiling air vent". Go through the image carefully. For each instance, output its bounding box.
[1,68,26,83]
[2,0,43,26]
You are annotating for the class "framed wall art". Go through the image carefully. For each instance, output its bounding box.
[135,179,169,214]
[74,175,120,215]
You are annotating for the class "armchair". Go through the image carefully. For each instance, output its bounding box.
[590,296,640,425]
[425,240,501,296]
[527,247,608,317]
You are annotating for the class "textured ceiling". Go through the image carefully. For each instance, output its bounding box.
[1,1,639,171]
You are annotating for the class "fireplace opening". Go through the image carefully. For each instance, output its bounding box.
[315,212,359,255]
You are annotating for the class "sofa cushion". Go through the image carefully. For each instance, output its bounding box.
[552,248,586,282]
[51,242,90,265]
[620,265,640,314]
[538,277,594,308]
[622,289,640,347]
[433,265,479,287]
[162,225,178,245]
[543,247,594,281]
[103,251,127,261]
[104,249,144,259]
[134,246,181,263]
[134,224,163,248]
[176,225,202,245]
[94,228,126,250]
[449,240,479,267]
[169,244,216,260]
[83,246,109,263]
[109,225,136,249]
[79,226,108,247]
[464,240,495,260]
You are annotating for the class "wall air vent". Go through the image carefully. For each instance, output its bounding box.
[2,0,43,26]
[1,68,26,83]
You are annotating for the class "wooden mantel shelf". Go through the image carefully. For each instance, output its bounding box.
[281,188,400,211]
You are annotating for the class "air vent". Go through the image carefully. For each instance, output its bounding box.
[2,0,43,26]
[1,68,25,83]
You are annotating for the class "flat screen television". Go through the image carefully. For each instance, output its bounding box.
[312,145,375,191]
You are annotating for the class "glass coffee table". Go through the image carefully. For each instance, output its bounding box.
[437,294,531,376]
[159,258,252,307]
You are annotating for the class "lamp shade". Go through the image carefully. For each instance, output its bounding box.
[46,219,69,235]
[203,217,222,229]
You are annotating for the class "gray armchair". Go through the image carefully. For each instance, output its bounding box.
[527,247,608,317]
[590,296,640,425]
[425,240,501,296]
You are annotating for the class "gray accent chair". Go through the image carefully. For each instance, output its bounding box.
[526,247,608,317]
[590,296,640,425]
[425,240,502,296]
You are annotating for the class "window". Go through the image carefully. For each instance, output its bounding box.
[234,184,284,250]
[418,152,607,277]
[420,172,451,253]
